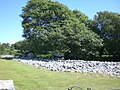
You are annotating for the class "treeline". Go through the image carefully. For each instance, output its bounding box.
[0,43,16,55]
[1,0,120,61]
[20,0,120,60]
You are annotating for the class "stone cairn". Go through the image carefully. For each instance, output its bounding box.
[14,59,120,77]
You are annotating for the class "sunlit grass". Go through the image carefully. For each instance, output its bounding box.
[0,59,120,90]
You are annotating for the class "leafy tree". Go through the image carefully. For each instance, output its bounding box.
[21,0,103,59]
[21,0,72,54]
[91,11,120,57]
[13,40,32,55]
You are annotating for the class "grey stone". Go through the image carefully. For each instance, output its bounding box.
[0,80,15,90]
[14,59,120,77]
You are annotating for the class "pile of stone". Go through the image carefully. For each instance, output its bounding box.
[15,59,120,77]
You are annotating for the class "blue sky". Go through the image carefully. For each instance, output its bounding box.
[0,0,120,44]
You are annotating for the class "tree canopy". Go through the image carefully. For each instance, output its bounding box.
[20,0,103,59]
[91,11,120,58]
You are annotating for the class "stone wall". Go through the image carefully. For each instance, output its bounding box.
[15,59,120,77]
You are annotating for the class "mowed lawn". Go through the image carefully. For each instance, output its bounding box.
[0,59,120,90]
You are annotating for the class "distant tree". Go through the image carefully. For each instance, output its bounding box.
[0,43,5,55]
[91,11,120,57]
[21,0,103,59]
[0,42,16,55]
[2,43,10,48]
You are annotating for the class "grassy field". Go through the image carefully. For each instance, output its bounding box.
[0,59,120,90]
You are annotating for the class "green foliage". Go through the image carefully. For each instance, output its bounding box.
[73,10,90,27]
[0,43,16,55]
[14,40,30,53]
[36,54,53,59]
[63,21,103,59]
[91,11,120,58]
[21,0,73,54]
[21,0,103,59]
[13,40,37,57]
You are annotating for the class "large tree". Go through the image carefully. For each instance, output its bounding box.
[91,11,120,57]
[21,0,103,59]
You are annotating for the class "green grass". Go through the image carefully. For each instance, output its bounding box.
[0,59,120,90]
